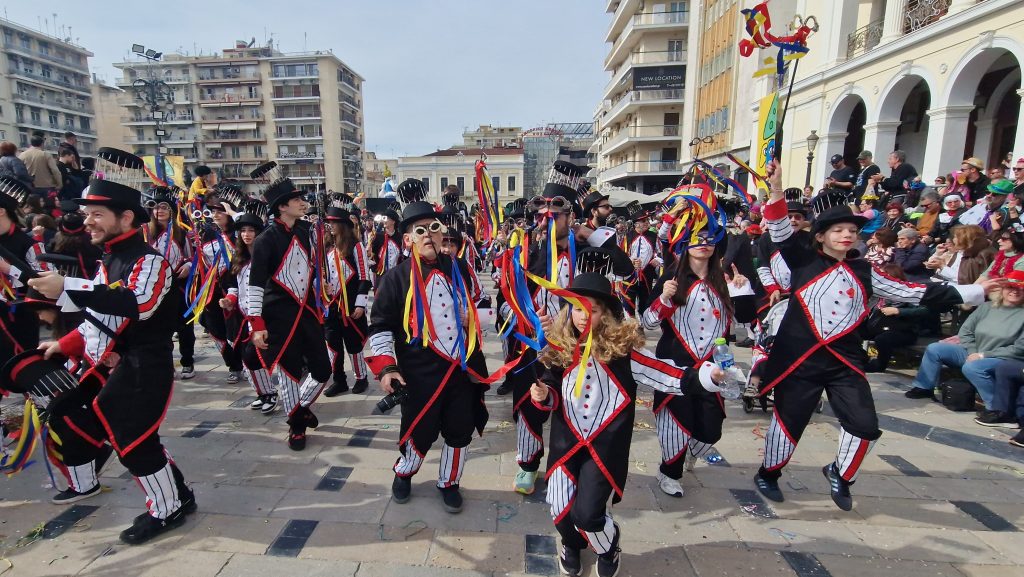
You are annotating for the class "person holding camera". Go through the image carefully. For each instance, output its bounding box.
[367,200,491,514]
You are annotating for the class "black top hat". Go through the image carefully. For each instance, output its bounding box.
[783,187,804,202]
[438,205,464,235]
[786,201,808,216]
[625,200,651,221]
[568,272,623,320]
[582,191,610,213]
[38,253,83,277]
[0,176,30,213]
[326,207,354,226]
[397,179,428,204]
[75,179,148,226]
[262,178,304,211]
[399,201,439,232]
[9,286,57,311]
[810,189,849,218]
[811,204,868,234]
[213,182,246,209]
[235,212,265,231]
[505,198,527,220]
[0,348,78,398]
[441,189,461,208]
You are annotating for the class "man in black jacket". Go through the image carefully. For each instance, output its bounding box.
[870,150,917,198]
[891,228,930,282]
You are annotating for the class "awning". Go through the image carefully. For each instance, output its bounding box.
[200,122,257,131]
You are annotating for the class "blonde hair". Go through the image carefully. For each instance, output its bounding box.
[538,300,645,368]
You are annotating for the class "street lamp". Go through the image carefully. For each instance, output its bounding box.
[804,130,820,189]
[129,44,173,182]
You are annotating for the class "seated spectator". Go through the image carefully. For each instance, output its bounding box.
[979,180,1013,233]
[912,191,941,236]
[977,229,1024,281]
[926,193,965,244]
[907,270,1024,407]
[990,189,1023,233]
[892,228,931,281]
[857,193,883,240]
[865,264,931,373]
[927,224,993,284]
[882,202,909,231]
[986,360,1024,443]
[865,227,897,266]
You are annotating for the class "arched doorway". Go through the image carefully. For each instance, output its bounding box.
[844,101,867,161]
[873,72,934,172]
[820,93,868,184]
[893,80,930,171]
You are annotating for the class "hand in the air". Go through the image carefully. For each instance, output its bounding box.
[661,279,679,301]
[725,264,747,288]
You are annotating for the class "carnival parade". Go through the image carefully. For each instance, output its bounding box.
[1,1,1024,575]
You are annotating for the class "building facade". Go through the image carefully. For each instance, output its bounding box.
[114,41,365,193]
[362,150,396,198]
[769,0,1023,189]
[592,0,690,194]
[0,18,96,154]
[90,79,127,151]
[396,147,523,205]
[457,125,522,149]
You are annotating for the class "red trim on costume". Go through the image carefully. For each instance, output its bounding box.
[63,415,104,448]
[58,330,86,359]
[398,362,458,447]
[102,228,139,253]
[365,354,397,376]
[248,316,266,332]
[842,439,870,481]
[763,198,788,221]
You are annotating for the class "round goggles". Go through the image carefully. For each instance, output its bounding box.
[529,195,572,213]
[411,220,448,237]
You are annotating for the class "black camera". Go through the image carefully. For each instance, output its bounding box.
[376,387,409,413]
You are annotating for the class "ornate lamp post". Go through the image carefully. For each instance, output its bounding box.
[804,130,820,189]
[130,44,173,182]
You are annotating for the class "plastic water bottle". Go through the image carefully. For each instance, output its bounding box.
[711,337,742,400]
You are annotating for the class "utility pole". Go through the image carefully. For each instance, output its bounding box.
[130,45,172,182]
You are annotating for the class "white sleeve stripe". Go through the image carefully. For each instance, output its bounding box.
[248,285,265,317]
[765,216,793,244]
[370,331,396,358]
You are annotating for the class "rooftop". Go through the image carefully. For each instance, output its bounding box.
[423,146,523,157]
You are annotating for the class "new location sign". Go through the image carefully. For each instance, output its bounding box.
[632,65,686,90]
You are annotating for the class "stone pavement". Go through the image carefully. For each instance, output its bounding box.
[2,331,1024,577]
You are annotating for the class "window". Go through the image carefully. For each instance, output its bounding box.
[456,177,465,192]
[420,177,429,192]
[20,35,29,49]
[440,177,449,190]
[472,176,477,191]
[492,176,500,192]
[231,146,241,159]
[508,176,516,192]
[30,108,41,124]
[136,128,145,141]
[18,131,27,147]
[253,145,263,158]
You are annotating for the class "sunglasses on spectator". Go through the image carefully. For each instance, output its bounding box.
[1014,167,1024,171]
[999,235,1013,241]
[530,195,572,213]
[411,220,447,237]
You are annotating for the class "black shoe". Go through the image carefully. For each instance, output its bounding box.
[595,544,621,577]
[438,484,463,514]
[51,484,102,505]
[324,380,349,397]
[392,475,411,504]
[754,471,785,502]
[118,506,190,545]
[904,387,936,400]
[975,410,1020,428]
[558,544,582,576]
[823,464,853,511]
[735,338,754,348]
[178,486,198,515]
[287,406,319,429]
[495,382,512,396]
[352,378,369,394]
[287,428,307,451]
[1010,429,1024,448]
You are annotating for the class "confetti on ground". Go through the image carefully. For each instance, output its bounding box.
[633,421,653,431]
[769,527,799,541]
[497,503,517,522]
[633,460,647,472]
[496,421,514,433]
[751,425,765,439]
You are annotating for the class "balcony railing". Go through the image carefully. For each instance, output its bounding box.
[604,160,681,180]
[341,130,359,143]
[634,10,689,26]
[3,41,88,72]
[122,114,194,123]
[339,93,360,108]
[13,92,94,114]
[8,66,90,93]
[631,50,686,65]
[276,131,323,139]
[847,19,884,58]
[341,112,360,126]
[605,89,684,122]
[196,72,261,82]
[905,0,951,33]
[199,93,262,103]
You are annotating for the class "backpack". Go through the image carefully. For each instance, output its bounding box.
[941,378,976,412]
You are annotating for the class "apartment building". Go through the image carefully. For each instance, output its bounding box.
[114,40,364,194]
[397,147,523,206]
[592,0,690,194]
[457,125,522,149]
[0,18,96,154]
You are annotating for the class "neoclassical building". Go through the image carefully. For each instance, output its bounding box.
[767,0,1021,186]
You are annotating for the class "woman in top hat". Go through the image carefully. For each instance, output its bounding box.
[0,176,50,362]
[198,195,244,383]
[247,175,331,451]
[369,199,405,281]
[367,200,491,514]
[221,202,278,414]
[322,206,373,397]
[625,204,659,317]
[752,161,997,511]
[143,187,197,379]
[641,209,757,498]
[530,271,724,577]
[29,150,195,544]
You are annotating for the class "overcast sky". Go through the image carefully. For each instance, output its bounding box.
[3,1,609,157]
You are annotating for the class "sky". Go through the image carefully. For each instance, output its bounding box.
[2,1,610,157]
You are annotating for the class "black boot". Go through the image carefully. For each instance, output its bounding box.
[438,484,463,514]
[392,475,412,503]
[352,378,369,394]
[288,426,307,451]
[118,506,191,545]
[495,382,512,396]
[324,379,349,397]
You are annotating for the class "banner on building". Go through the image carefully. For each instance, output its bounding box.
[142,155,187,189]
[632,65,686,91]
[755,92,778,188]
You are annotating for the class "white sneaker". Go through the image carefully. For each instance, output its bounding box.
[249,396,264,410]
[180,366,195,380]
[226,371,241,384]
[657,472,683,498]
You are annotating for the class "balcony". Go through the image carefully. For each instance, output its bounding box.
[605,9,689,70]
[604,50,686,99]
[274,114,321,122]
[3,42,88,73]
[276,152,325,162]
[605,0,641,41]
[271,92,320,102]
[203,134,266,143]
[126,137,197,146]
[602,125,680,155]
[199,94,262,106]
[195,72,261,84]
[12,92,94,116]
[8,66,90,94]
[604,89,684,126]
[15,117,96,138]
[602,159,681,182]
[339,93,360,109]
[847,19,884,59]
[122,114,194,125]
[340,130,360,145]
[116,75,191,86]
[275,131,323,141]
[340,111,361,126]
[905,0,951,33]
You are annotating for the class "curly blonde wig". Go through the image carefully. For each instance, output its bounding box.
[538,300,645,368]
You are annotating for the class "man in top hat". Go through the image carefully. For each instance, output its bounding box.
[188,165,215,203]
[367,200,491,514]
[0,177,50,362]
[29,171,195,544]
[198,195,243,383]
[247,178,331,451]
[625,204,659,317]
[369,201,404,280]
[582,189,612,230]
